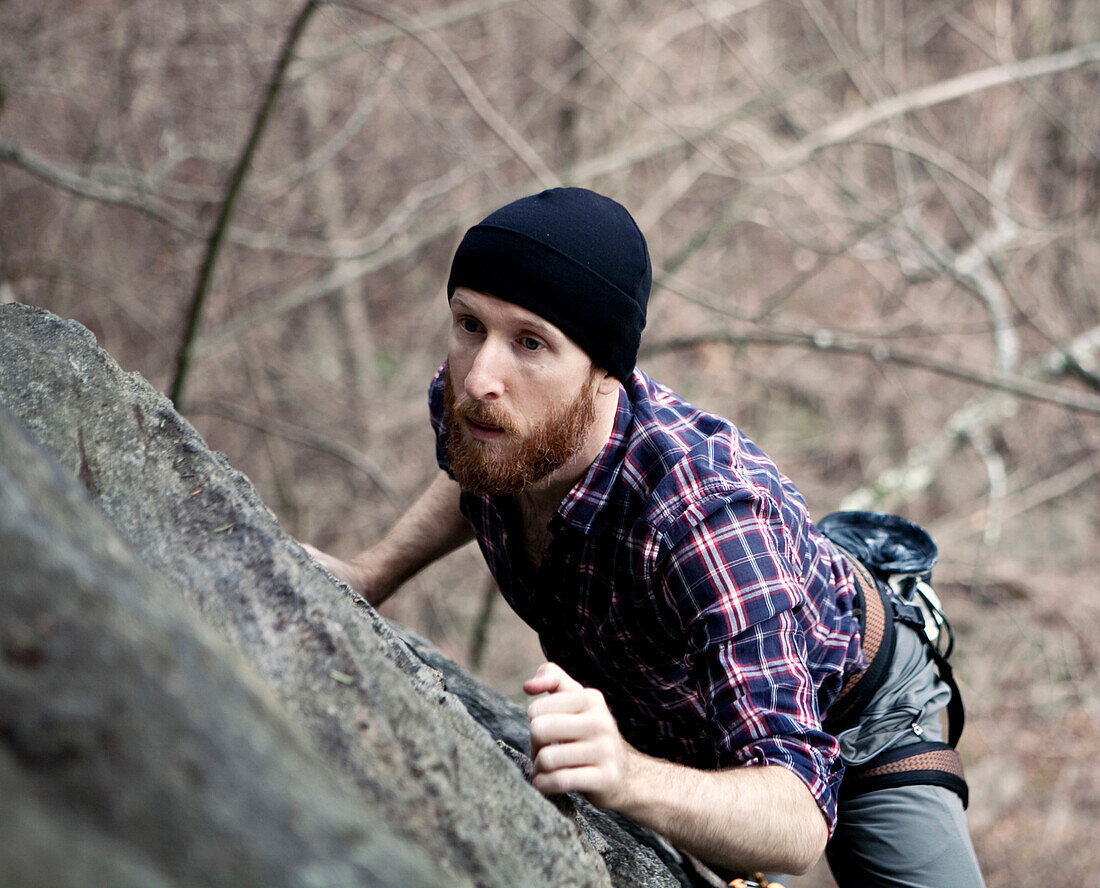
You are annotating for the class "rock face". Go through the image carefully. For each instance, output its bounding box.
[0,304,703,888]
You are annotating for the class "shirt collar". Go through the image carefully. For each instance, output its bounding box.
[553,382,635,535]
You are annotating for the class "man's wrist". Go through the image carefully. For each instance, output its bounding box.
[603,741,658,818]
[348,550,397,606]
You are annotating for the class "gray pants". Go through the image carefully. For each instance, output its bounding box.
[826,621,985,888]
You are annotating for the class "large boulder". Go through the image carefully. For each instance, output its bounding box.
[0,394,438,888]
[0,304,705,888]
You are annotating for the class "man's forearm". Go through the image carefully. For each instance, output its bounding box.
[525,663,829,876]
[305,470,473,606]
[350,470,473,606]
[617,751,828,876]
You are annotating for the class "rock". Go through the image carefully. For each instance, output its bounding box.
[0,303,699,888]
[0,400,438,888]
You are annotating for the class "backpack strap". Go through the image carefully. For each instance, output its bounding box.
[888,590,967,749]
[839,740,969,809]
[825,543,966,748]
[822,547,896,737]
[824,543,971,808]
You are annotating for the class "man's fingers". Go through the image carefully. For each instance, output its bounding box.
[303,543,341,573]
[301,544,367,594]
[522,661,628,809]
[532,737,610,774]
[529,709,607,748]
[528,687,604,719]
[530,765,606,798]
[523,661,584,697]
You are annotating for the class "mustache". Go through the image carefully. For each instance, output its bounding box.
[444,371,519,436]
[452,397,518,435]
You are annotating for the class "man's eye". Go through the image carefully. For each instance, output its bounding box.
[520,337,543,351]
[458,317,480,333]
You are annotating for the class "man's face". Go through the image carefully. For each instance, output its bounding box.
[444,288,602,496]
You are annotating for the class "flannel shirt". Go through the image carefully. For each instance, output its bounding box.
[429,365,866,828]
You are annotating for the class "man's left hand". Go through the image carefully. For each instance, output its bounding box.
[523,662,633,809]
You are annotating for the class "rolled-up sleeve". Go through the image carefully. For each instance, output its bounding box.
[656,496,845,829]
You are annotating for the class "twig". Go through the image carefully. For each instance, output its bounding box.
[192,208,465,357]
[0,141,202,237]
[850,129,1050,230]
[531,0,745,183]
[331,0,558,189]
[964,427,1008,549]
[929,456,1099,543]
[641,327,1100,415]
[776,41,1100,171]
[840,325,1100,509]
[187,401,401,507]
[169,0,322,408]
[1063,352,1100,393]
[288,0,521,79]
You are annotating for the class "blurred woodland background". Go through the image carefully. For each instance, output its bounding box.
[2,1,1098,884]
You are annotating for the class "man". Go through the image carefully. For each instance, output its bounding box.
[306,187,985,886]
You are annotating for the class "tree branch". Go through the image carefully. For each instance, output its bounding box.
[288,0,521,79]
[777,41,1100,170]
[929,456,1100,543]
[0,141,202,237]
[185,40,1100,357]
[169,0,322,408]
[836,325,1100,510]
[331,0,559,189]
[641,327,1100,415]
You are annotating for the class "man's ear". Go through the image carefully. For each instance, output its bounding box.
[596,369,620,396]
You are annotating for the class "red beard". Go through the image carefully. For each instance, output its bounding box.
[443,368,596,496]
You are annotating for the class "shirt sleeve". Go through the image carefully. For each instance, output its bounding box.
[427,363,453,477]
[655,494,845,831]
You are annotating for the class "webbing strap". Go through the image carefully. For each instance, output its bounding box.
[825,545,965,748]
[822,548,896,737]
[891,605,967,749]
[839,740,970,809]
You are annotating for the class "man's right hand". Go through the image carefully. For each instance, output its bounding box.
[302,543,368,596]
[298,470,473,610]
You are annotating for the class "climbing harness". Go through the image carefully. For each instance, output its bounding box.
[819,510,970,808]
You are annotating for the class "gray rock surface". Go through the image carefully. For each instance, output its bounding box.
[0,400,438,888]
[0,304,701,887]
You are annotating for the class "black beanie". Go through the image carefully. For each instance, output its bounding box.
[446,187,651,382]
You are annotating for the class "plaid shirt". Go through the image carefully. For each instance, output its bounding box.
[430,366,865,828]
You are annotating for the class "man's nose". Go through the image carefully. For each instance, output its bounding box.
[463,339,507,401]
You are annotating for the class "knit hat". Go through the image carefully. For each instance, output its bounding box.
[446,187,651,382]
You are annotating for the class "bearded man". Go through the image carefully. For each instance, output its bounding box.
[305,187,985,887]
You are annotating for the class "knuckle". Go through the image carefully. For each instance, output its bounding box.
[581,688,604,708]
[533,771,566,796]
[536,746,558,772]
